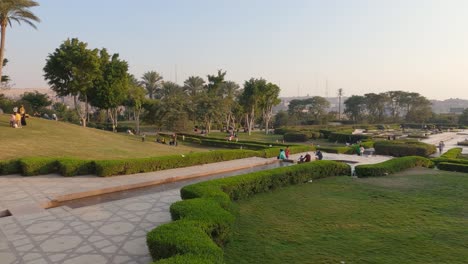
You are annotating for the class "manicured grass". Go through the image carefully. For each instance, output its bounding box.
[208,131,284,143]
[224,168,468,264]
[0,114,209,160]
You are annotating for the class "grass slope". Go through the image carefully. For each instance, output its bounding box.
[0,114,208,160]
[224,168,468,264]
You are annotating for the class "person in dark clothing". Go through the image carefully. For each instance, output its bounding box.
[316,150,323,160]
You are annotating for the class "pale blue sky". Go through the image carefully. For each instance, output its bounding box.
[4,0,468,99]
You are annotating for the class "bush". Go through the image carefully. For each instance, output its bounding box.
[355,156,434,177]
[19,157,60,176]
[328,132,371,143]
[0,159,21,175]
[274,127,297,135]
[146,220,223,262]
[319,129,333,139]
[316,146,351,154]
[58,159,96,177]
[438,162,468,173]
[440,148,462,159]
[283,132,308,142]
[374,140,436,157]
[95,150,259,177]
[457,140,468,146]
[149,161,351,263]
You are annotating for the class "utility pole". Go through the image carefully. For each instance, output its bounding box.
[338,88,343,120]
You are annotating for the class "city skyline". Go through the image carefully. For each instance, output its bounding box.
[3,0,468,100]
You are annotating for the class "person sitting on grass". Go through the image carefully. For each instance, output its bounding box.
[299,153,312,163]
[9,113,16,127]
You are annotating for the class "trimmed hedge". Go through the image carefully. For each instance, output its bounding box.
[374,140,436,157]
[457,140,468,146]
[58,159,96,177]
[440,148,462,159]
[283,132,308,142]
[316,146,351,154]
[147,161,351,263]
[19,157,60,176]
[0,159,21,175]
[354,156,434,177]
[328,132,371,143]
[95,150,259,177]
[438,162,468,173]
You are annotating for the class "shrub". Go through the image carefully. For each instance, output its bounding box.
[440,148,462,159]
[274,127,297,135]
[149,161,351,263]
[95,150,259,177]
[19,157,60,176]
[328,132,371,143]
[457,140,468,146]
[316,146,351,154]
[283,132,308,142]
[58,159,96,177]
[355,156,434,177]
[374,140,436,157]
[146,220,223,262]
[261,145,315,158]
[0,159,21,175]
[319,129,333,139]
[437,162,468,173]
[432,157,468,166]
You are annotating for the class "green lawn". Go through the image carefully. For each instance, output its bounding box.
[224,168,468,264]
[0,114,209,160]
[208,131,284,143]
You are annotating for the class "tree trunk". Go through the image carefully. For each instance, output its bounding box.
[135,108,140,135]
[74,95,86,127]
[0,23,7,83]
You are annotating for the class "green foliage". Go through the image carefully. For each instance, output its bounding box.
[274,127,297,135]
[374,140,436,157]
[457,140,468,146]
[58,159,95,177]
[146,220,223,262]
[149,161,350,262]
[153,254,216,264]
[0,159,20,175]
[95,150,259,177]
[355,156,434,177]
[283,132,308,142]
[20,91,52,112]
[459,108,468,126]
[316,146,351,154]
[19,157,59,176]
[437,162,468,173]
[441,148,463,159]
[328,132,371,143]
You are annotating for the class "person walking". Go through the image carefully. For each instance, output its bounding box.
[438,141,445,154]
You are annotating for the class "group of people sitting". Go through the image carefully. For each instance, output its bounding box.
[9,105,28,128]
[298,150,323,163]
[277,147,323,163]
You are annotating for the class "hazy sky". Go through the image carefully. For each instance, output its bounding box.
[4,0,468,99]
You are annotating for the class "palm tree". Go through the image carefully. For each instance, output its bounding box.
[141,71,163,99]
[183,76,205,96]
[0,0,40,80]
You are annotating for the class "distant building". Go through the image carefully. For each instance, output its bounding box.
[449,107,465,114]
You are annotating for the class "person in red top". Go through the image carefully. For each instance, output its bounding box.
[285,146,290,159]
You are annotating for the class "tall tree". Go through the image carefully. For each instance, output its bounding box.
[344,95,366,123]
[183,76,205,96]
[239,78,264,135]
[365,93,388,123]
[220,81,240,131]
[458,108,468,126]
[259,82,280,134]
[0,0,40,80]
[89,49,129,132]
[124,75,146,134]
[141,71,163,99]
[44,38,100,127]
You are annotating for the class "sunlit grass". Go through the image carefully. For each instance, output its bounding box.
[0,114,210,160]
[224,169,468,264]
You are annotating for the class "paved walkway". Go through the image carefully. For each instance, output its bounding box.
[1,131,463,264]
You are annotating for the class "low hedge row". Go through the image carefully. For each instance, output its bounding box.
[354,156,434,177]
[328,132,371,143]
[440,148,462,159]
[374,140,436,157]
[147,161,351,263]
[457,140,468,146]
[437,162,468,173]
[283,132,308,142]
[0,145,315,177]
[176,133,285,147]
[316,146,351,154]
